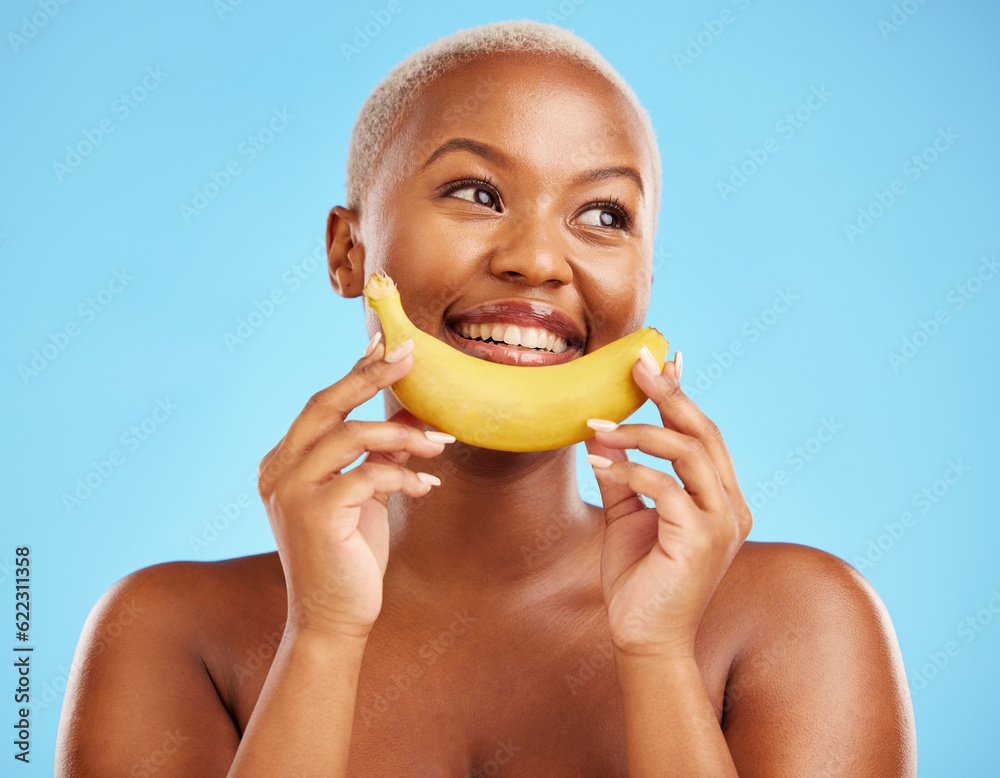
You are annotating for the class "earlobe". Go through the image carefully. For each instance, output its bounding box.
[327,205,365,298]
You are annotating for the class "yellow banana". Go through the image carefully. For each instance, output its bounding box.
[364,272,668,452]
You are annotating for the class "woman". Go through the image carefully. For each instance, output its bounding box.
[56,20,916,776]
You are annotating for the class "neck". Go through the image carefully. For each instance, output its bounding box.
[385,434,602,599]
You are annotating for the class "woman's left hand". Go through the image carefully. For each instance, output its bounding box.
[585,348,754,659]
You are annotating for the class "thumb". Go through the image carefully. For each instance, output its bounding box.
[585,437,645,523]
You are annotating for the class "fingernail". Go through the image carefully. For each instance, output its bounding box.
[586,418,619,432]
[674,350,683,382]
[424,430,456,444]
[638,345,660,376]
[586,454,614,469]
[364,332,382,357]
[416,472,441,486]
[385,339,414,363]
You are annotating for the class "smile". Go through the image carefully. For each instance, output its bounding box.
[443,322,581,367]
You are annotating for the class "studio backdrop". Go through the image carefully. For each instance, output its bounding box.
[3,1,998,775]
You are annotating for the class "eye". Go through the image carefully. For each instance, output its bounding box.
[578,208,622,228]
[577,198,633,230]
[439,177,502,211]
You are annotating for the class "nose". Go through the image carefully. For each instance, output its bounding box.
[488,214,574,287]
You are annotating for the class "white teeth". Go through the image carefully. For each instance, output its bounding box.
[455,321,573,353]
[503,325,522,346]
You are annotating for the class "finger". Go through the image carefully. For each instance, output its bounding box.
[294,419,452,484]
[584,437,644,521]
[588,422,729,516]
[322,461,438,522]
[361,407,439,469]
[589,458,696,533]
[283,337,415,458]
[631,350,742,497]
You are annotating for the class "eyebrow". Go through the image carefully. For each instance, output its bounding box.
[421,138,510,170]
[420,137,645,200]
[571,166,645,199]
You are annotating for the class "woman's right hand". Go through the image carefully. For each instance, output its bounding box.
[256,334,452,642]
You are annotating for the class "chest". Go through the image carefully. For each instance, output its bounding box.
[222,611,731,777]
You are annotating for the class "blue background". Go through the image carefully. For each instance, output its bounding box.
[3,1,998,774]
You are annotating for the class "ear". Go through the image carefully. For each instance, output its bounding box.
[327,205,365,298]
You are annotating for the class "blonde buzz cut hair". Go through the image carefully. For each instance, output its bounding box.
[344,19,662,224]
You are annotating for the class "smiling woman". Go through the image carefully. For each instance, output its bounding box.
[55,19,916,778]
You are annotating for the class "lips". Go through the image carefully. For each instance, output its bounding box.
[443,300,586,366]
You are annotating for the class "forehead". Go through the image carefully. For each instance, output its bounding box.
[378,51,652,195]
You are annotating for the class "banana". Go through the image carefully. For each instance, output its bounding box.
[363,272,668,452]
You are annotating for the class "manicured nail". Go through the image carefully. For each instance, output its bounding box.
[586,454,614,469]
[416,472,441,486]
[424,430,456,444]
[587,418,619,432]
[638,345,660,376]
[385,339,414,363]
[674,350,683,382]
[364,332,382,357]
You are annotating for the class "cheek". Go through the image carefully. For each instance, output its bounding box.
[591,260,651,335]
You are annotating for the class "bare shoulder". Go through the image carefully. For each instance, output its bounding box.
[724,538,882,608]
[716,541,917,777]
[55,552,285,777]
[80,551,286,658]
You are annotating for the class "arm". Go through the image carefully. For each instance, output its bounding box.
[56,564,241,777]
[613,544,917,777]
[59,342,444,776]
[55,563,375,778]
[616,651,738,776]
[722,544,917,776]
[585,355,914,775]
[227,629,367,776]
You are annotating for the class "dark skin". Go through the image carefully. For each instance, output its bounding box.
[56,52,917,776]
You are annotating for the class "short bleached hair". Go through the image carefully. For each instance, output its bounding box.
[344,19,662,225]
